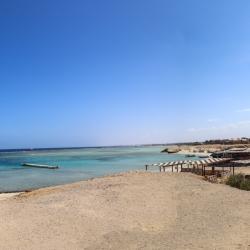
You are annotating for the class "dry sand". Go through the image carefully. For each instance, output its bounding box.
[236,167,250,175]
[0,172,249,250]
[0,192,22,201]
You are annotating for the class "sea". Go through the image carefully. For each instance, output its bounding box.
[0,146,191,192]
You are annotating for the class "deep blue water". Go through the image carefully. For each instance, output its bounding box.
[0,146,189,192]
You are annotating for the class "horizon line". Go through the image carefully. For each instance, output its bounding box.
[1,137,249,152]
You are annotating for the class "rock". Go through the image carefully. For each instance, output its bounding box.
[161,146,180,154]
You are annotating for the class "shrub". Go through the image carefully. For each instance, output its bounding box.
[226,174,245,188]
[240,179,250,191]
[226,174,250,191]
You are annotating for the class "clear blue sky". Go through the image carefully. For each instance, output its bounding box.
[1,0,250,149]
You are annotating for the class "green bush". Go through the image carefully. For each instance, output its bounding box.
[240,179,250,191]
[226,174,250,191]
[226,174,245,188]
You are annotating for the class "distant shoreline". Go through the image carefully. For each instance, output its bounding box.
[1,138,250,153]
[0,144,168,153]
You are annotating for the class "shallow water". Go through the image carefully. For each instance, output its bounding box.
[0,146,191,192]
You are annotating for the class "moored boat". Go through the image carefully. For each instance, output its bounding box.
[199,155,209,158]
[21,163,59,169]
[185,154,196,157]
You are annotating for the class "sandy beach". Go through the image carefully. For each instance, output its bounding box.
[0,192,22,201]
[0,171,249,250]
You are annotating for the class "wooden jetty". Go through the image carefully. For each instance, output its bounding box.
[21,163,59,169]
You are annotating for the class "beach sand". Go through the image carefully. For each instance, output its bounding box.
[236,167,250,175]
[0,192,22,201]
[0,171,249,250]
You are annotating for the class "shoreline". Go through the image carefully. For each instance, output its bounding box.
[0,192,23,201]
[164,143,250,155]
[176,150,211,157]
[0,170,144,199]
[1,166,249,201]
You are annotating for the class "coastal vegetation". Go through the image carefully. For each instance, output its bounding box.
[226,174,250,191]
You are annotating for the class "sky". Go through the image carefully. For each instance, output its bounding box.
[1,0,250,149]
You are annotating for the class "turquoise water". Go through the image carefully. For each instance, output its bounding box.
[0,146,189,192]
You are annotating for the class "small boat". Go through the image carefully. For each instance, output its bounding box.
[21,163,59,169]
[185,154,196,157]
[199,155,209,159]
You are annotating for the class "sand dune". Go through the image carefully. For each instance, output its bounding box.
[0,172,249,250]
